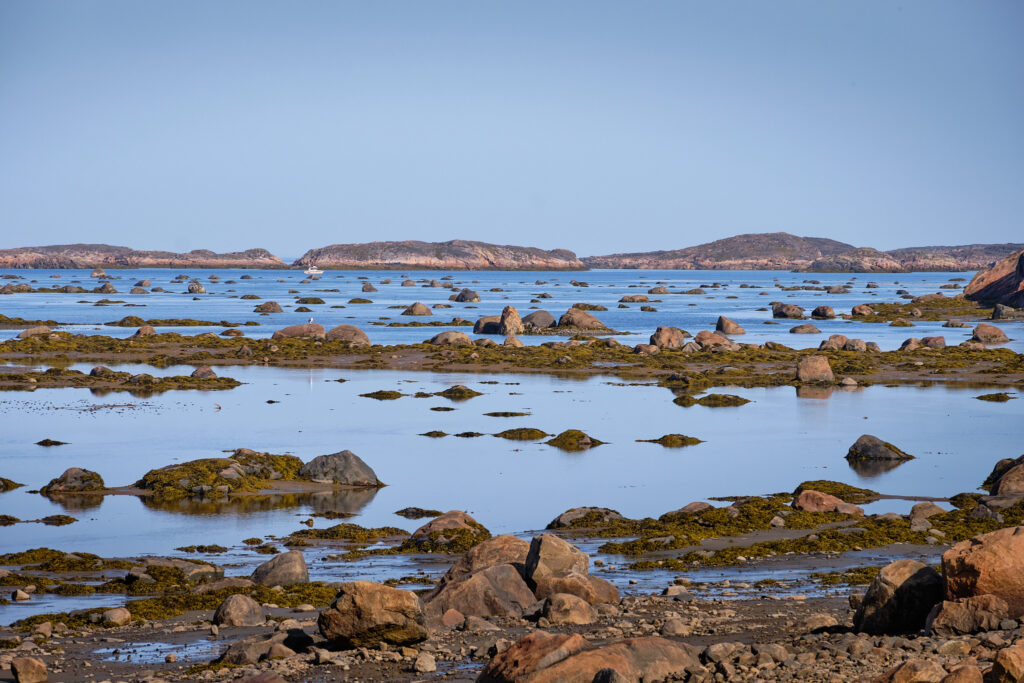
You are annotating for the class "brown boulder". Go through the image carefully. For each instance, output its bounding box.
[326,325,370,346]
[559,308,606,329]
[790,323,820,334]
[254,301,283,313]
[532,572,619,605]
[40,467,104,495]
[846,434,914,462]
[251,550,308,586]
[854,560,943,634]
[478,633,699,683]
[693,330,732,349]
[547,507,625,529]
[213,593,265,627]
[991,641,1024,683]
[271,323,326,339]
[964,247,1024,307]
[525,534,589,590]
[812,305,835,319]
[503,335,524,347]
[715,316,745,335]
[191,366,216,378]
[993,464,1024,496]
[925,594,1009,636]
[943,526,1024,617]
[318,581,428,649]
[499,306,524,336]
[402,302,431,316]
[423,563,535,619]
[542,593,596,625]
[10,657,47,683]
[793,490,844,512]
[473,316,501,334]
[972,323,1009,344]
[650,326,689,349]
[772,303,804,319]
[852,304,874,316]
[819,334,849,350]
[874,659,947,683]
[16,326,51,339]
[429,330,472,345]
[133,325,156,338]
[796,355,834,383]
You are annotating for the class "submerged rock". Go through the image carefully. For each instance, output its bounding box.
[546,429,604,451]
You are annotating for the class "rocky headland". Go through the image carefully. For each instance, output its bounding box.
[0,245,286,269]
[292,240,586,270]
[582,233,1024,272]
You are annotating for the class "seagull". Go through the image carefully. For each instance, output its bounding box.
[308,317,314,324]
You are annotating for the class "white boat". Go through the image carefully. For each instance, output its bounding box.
[303,265,324,276]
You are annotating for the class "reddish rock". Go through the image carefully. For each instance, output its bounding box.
[191,366,216,378]
[796,355,834,383]
[16,326,51,339]
[429,330,472,345]
[650,326,688,349]
[991,641,1024,682]
[964,247,1024,307]
[559,308,606,329]
[943,526,1024,617]
[477,632,586,683]
[874,658,947,682]
[423,563,535,619]
[271,323,326,339]
[525,534,589,590]
[132,325,156,338]
[693,330,732,349]
[793,490,844,512]
[10,657,47,683]
[499,306,524,336]
[542,593,596,625]
[926,594,1009,636]
[790,323,820,334]
[852,304,874,316]
[772,303,804,319]
[972,323,1009,344]
[532,572,619,605]
[318,581,428,648]
[325,325,370,346]
[715,316,745,335]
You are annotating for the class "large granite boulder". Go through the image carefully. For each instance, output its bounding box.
[299,450,381,487]
[972,323,1009,344]
[650,326,689,349]
[522,310,556,330]
[422,535,533,619]
[402,302,431,316]
[499,306,524,336]
[271,323,326,339]
[964,247,1024,307]
[318,581,428,649]
[213,594,265,627]
[473,315,501,334]
[846,435,913,462]
[429,330,472,345]
[943,526,1024,618]
[252,551,308,586]
[40,467,105,495]
[715,316,745,335]
[326,325,370,346]
[558,308,606,329]
[796,355,834,383]
[772,303,804,319]
[854,560,943,634]
[926,594,1009,636]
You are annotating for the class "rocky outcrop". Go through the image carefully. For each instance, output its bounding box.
[406,511,490,551]
[294,240,585,270]
[716,316,745,335]
[271,323,326,339]
[846,435,914,463]
[40,467,105,495]
[942,526,1024,618]
[325,325,370,346]
[650,326,689,349]
[964,247,1024,307]
[0,244,285,269]
[558,308,607,329]
[317,581,428,648]
[298,450,382,487]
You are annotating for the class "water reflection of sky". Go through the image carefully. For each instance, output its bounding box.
[1,365,1017,556]
[2,267,1020,352]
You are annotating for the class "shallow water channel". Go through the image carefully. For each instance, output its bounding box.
[0,362,1019,622]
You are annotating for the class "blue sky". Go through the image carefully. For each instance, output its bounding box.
[1,1,1021,257]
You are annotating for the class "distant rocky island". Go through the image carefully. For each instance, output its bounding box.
[0,235,1020,272]
[582,233,1024,272]
[0,244,285,269]
[293,240,585,270]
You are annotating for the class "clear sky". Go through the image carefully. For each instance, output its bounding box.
[1,1,1021,258]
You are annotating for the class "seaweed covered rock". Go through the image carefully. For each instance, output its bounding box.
[325,324,370,346]
[298,450,382,487]
[547,507,625,529]
[493,428,549,441]
[943,526,1024,618]
[318,581,428,648]
[40,467,105,495]
[637,434,703,448]
[252,550,308,586]
[271,323,326,339]
[546,429,603,451]
[435,385,482,400]
[846,435,913,462]
[853,560,943,634]
[135,449,303,499]
[405,510,491,552]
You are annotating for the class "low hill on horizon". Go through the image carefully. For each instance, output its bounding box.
[293,240,585,270]
[0,244,285,269]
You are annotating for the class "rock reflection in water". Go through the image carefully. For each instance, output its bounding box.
[139,487,379,516]
[796,385,834,400]
[846,458,907,478]
[42,492,104,511]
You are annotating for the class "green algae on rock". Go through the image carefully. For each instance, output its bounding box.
[546,429,604,451]
[359,390,404,400]
[135,449,304,500]
[636,434,703,448]
[484,411,530,417]
[433,385,483,400]
[419,430,448,438]
[493,428,550,441]
[976,392,1013,402]
[793,480,881,504]
[292,523,408,541]
[673,393,750,408]
[0,477,24,492]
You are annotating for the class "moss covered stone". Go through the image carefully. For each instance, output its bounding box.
[793,480,880,504]
[434,385,482,400]
[360,390,404,400]
[135,449,304,500]
[673,393,750,408]
[493,428,550,441]
[637,434,703,448]
[0,477,23,492]
[546,429,604,451]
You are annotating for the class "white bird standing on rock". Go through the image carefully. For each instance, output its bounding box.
[308,317,314,324]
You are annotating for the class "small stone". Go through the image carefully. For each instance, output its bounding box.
[414,652,437,673]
